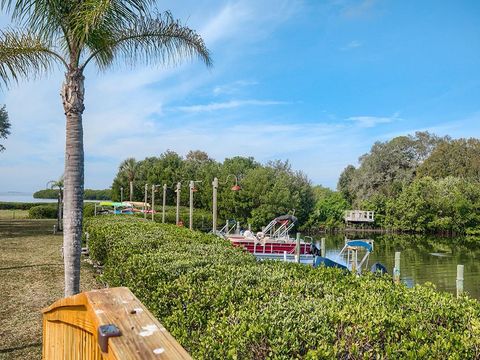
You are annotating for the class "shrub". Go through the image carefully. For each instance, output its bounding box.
[28,204,57,219]
[85,217,480,359]
[0,201,50,210]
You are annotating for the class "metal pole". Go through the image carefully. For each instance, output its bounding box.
[120,187,123,203]
[162,184,166,224]
[144,184,148,219]
[212,177,218,233]
[176,182,181,225]
[151,184,155,221]
[295,233,301,263]
[236,221,240,234]
[393,251,401,284]
[189,180,194,230]
[321,237,326,257]
[456,264,464,298]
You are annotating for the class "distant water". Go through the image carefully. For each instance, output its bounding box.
[0,192,57,203]
[0,192,103,203]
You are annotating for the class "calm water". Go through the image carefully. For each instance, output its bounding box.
[315,233,480,299]
[0,192,57,203]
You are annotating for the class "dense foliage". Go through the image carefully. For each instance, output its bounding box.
[331,133,480,234]
[384,177,480,234]
[33,188,111,200]
[85,217,480,359]
[338,132,444,204]
[111,151,314,231]
[28,204,57,219]
[0,201,50,210]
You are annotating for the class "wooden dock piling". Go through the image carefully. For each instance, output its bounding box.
[393,252,401,284]
[295,233,301,263]
[320,238,325,257]
[456,264,464,298]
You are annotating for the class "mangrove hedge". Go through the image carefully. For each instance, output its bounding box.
[85,216,480,359]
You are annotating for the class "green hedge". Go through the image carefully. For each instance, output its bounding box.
[0,201,51,210]
[28,204,58,219]
[85,217,480,359]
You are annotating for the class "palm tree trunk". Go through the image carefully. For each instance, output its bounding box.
[130,180,133,201]
[61,67,85,296]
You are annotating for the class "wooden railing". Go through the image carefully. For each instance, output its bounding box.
[42,287,191,359]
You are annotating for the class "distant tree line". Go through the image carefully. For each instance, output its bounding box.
[110,133,480,235]
[34,188,112,200]
[111,150,315,230]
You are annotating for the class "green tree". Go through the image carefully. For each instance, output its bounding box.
[0,105,10,151]
[346,132,443,205]
[337,164,355,204]
[119,158,138,202]
[304,186,349,231]
[0,1,211,296]
[47,175,64,231]
[417,138,480,180]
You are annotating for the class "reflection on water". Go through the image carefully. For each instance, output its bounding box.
[315,233,480,299]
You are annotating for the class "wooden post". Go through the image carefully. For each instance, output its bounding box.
[212,177,218,233]
[162,184,166,224]
[351,249,357,273]
[236,221,240,234]
[176,182,181,225]
[456,264,464,298]
[151,184,155,222]
[295,233,301,263]
[321,237,326,257]
[144,184,148,220]
[393,251,401,284]
[94,203,97,216]
[189,181,194,230]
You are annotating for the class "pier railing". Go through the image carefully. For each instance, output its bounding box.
[42,287,191,359]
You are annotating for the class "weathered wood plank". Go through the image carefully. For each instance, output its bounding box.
[42,287,191,360]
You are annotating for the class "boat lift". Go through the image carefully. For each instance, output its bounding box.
[313,239,385,275]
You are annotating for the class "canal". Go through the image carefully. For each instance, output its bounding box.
[316,233,480,299]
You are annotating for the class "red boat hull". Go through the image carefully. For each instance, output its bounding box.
[229,236,311,255]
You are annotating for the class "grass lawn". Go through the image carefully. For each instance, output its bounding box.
[0,209,29,220]
[0,219,101,359]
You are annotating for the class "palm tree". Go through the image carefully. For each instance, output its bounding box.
[0,1,211,296]
[47,175,64,231]
[119,157,138,201]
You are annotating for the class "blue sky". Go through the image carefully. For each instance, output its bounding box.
[1,0,480,192]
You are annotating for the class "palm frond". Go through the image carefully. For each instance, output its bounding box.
[82,12,212,70]
[0,29,66,87]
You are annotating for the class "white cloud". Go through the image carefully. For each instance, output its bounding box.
[341,40,363,50]
[347,113,400,128]
[176,99,288,113]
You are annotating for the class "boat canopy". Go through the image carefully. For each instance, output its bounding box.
[346,240,373,253]
[99,201,132,207]
[274,214,298,223]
